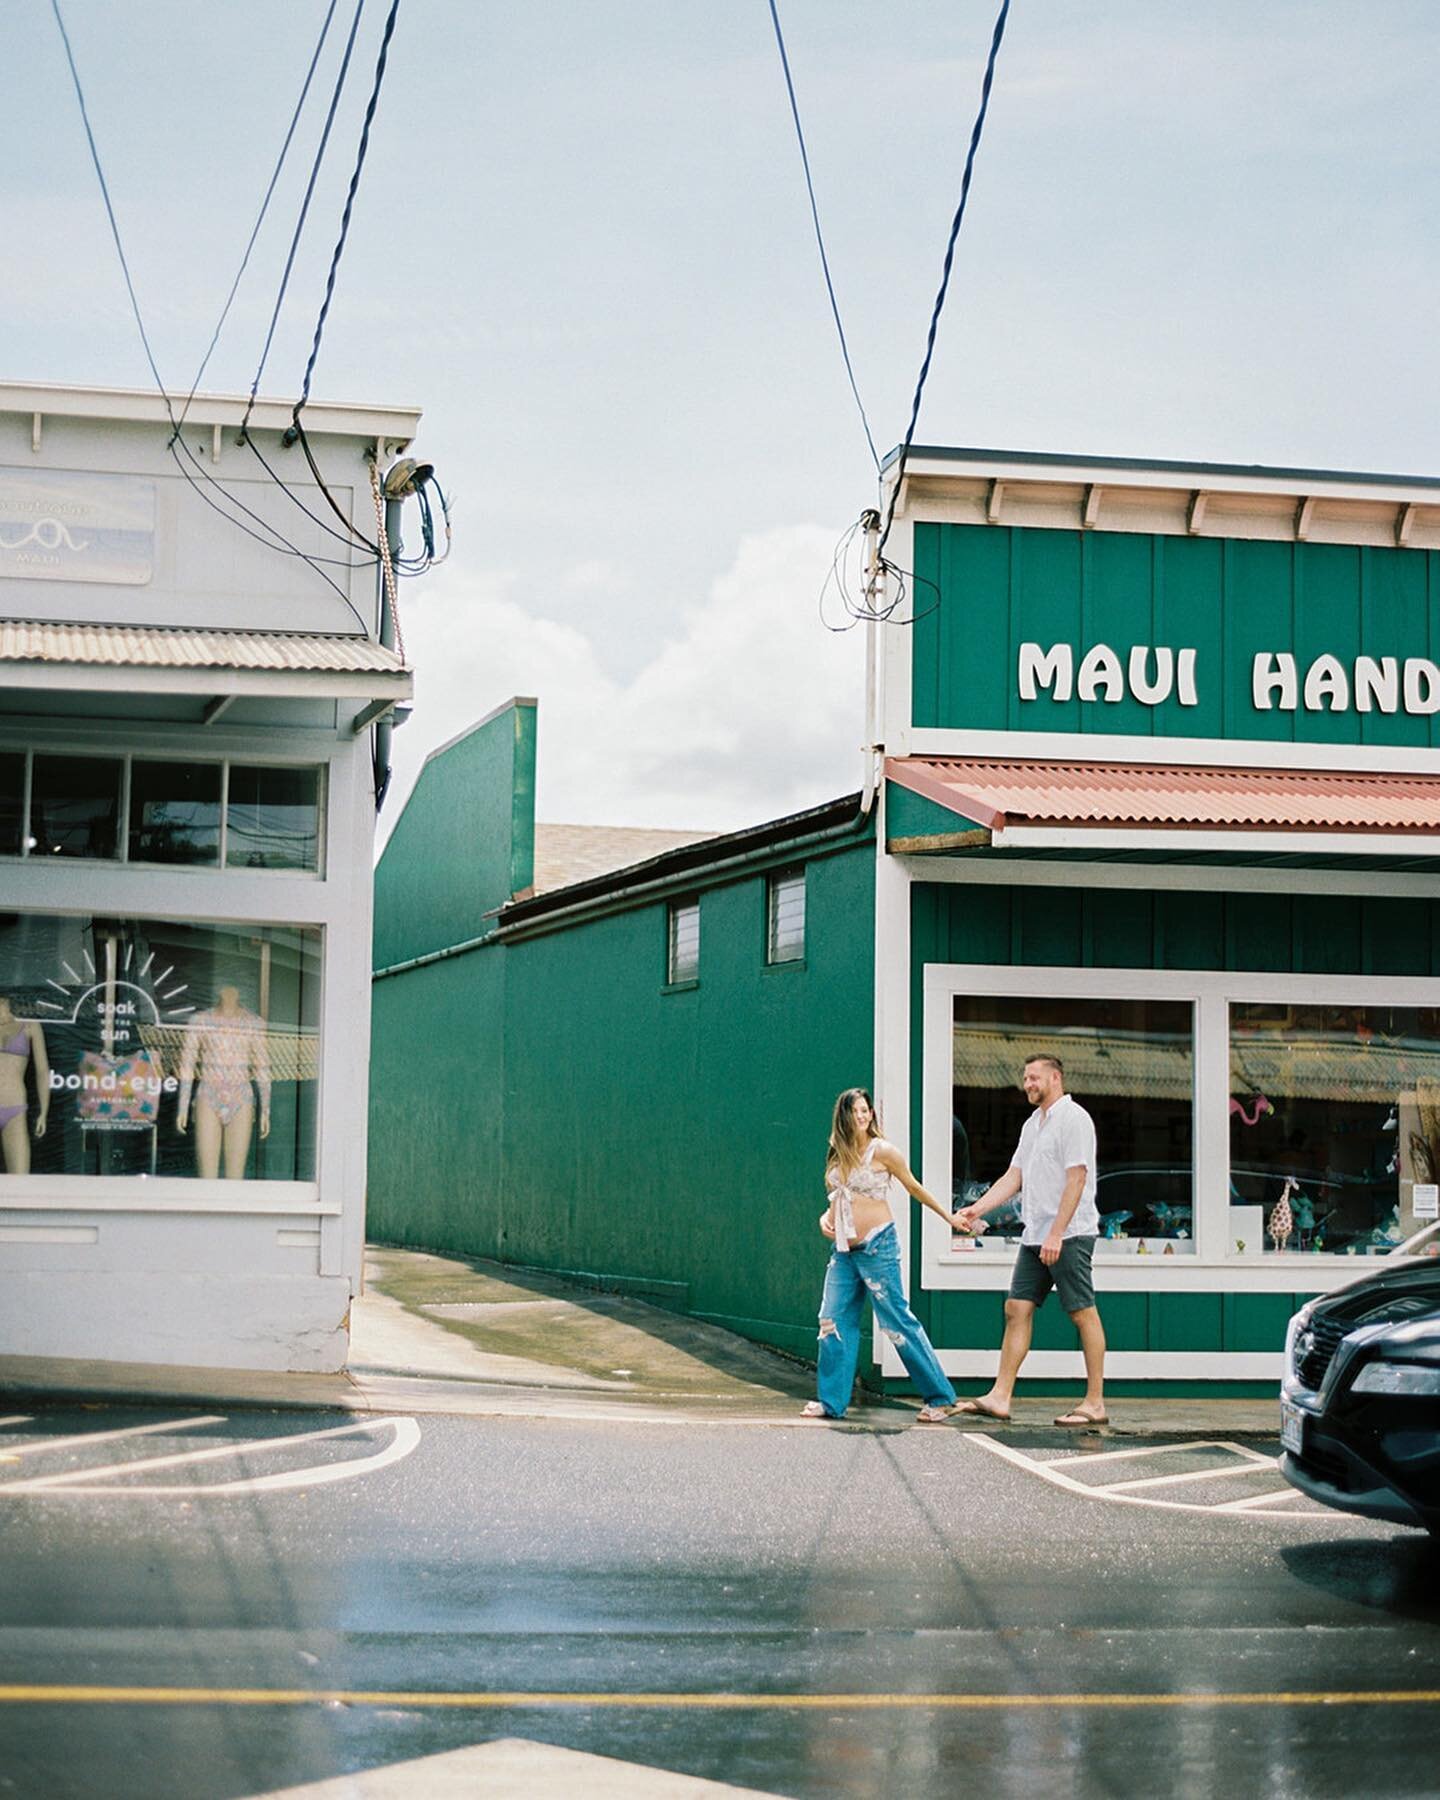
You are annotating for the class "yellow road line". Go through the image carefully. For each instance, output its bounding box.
[0,1686,1437,1710]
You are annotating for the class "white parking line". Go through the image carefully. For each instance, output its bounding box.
[0,1415,33,1430]
[967,1433,1328,1522]
[0,1416,421,1498]
[0,1415,224,1460]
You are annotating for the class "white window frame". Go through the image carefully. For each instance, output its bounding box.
[666,897,700,986]
[765,867,805,965]
[921,962,1440,1293]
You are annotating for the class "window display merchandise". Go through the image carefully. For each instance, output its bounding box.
[0,912,319,1182]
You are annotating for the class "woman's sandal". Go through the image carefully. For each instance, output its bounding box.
[801,1401,831,1419]
[915,1405,957,1423]
[952,1397,1011,1422]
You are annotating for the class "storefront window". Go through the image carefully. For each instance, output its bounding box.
[1229,1002,1440,1257]
[225,766,321,871]
[0,911,320,1182]
[0,751,22,856]
[30,755,121,859]
[129,760,222,865]
[951,994,1196,1254]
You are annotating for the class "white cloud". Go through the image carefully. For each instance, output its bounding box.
[381,522,866,845]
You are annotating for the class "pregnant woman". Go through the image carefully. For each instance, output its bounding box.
[803,1087,962,1423]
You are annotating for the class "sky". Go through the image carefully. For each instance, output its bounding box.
[5,1,1440,839]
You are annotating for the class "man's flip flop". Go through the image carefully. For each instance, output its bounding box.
[1054,1410,1109,1427]
[952,1398,1011,1422]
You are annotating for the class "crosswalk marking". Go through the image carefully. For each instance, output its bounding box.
[0,1415,223,1463]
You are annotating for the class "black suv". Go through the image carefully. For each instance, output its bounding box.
[1280,1232,1440,1535]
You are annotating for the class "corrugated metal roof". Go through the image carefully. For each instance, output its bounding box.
[532,823,714,894]
[887,756,1440,834]
[0,618,406,675]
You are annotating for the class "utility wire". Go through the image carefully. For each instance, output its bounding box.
[766,0,879,474]
[50,0,178,431]
[242,0,369,437]
[292,0,402,421]
[173,0,341,439]
[878,0,1011,556]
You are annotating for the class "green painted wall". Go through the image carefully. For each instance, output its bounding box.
[370,831,876,1357]
[372,699,536,969]
[906,879,1440,1376]
[911,523,1440,747]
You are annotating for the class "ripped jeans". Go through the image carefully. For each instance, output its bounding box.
[815,1223,957,1418]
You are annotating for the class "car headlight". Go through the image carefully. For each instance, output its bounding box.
[1351,1362,1440,1396]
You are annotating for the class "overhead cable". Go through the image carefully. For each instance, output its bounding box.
[174,0,342,439]
[878,0,1011,557]
[50,0,367,617]
[766,0,880,474]
[241,0,369,439]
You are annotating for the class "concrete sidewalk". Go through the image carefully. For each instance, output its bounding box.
[0,1244,1283,1435]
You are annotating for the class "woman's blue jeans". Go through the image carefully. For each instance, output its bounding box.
[815,1223,957,1417]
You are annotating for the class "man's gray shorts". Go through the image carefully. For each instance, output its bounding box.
[1009,1236,1097,1312]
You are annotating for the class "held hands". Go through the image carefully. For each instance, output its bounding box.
[951,1206,985,1236]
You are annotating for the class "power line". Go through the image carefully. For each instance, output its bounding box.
[291,0,403,424]
[173,0,342,439]
[878,0,1012,556]
[241,0,369,438]
[50,0,178,432]
[766,0,880,474]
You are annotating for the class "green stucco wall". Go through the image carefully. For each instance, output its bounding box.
[906,880,1440,1389]
[369,833,876,1357]
[372,699,536,969]
[912,523,1440,747]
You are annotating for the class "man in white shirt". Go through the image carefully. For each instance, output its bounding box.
[953,1054,1108,1426]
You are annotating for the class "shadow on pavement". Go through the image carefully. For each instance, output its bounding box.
[1280,1533,1440,1622]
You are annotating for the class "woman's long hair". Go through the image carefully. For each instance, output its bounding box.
[826,1087,879,1180]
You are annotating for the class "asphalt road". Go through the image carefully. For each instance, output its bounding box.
[0,1401,1436,1799]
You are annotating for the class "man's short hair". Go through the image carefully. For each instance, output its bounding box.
[1023,1053,1064,1078]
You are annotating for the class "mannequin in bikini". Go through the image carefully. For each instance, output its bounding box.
[0,996,49,1175]
[176,986,271,1179]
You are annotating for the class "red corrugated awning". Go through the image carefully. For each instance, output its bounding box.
[885,756,1440,835]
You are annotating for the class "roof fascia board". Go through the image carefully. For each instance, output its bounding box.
[0,381,420,443]
[902,728,1440,777]
[991,824,1440,857]
[0,663,412,700]
[883,444,1440,504]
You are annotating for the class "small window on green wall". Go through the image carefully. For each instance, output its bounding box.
[667,899,699,984]
[767,868,805,964]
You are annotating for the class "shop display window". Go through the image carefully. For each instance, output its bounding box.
[225,766,321,872]
[1229,1001,1440,1258]
[0,911,320,1183]
[129,760,222,866]
[950,994,1196,1255]
[0,752,322,872]
[0,751,22,856]
[29,754,121,859]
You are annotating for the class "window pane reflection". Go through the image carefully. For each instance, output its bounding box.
[225,766,320,871]
[0,752,22,856]
[30,755,120,859]
[129,761,221,865]
[1229,1002,1440,1256]
[952,995,1195,1254]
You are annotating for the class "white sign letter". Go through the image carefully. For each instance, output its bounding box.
[1177,647,1198,707]
[1253,653,1296,711]
[1077,643,1124,703]
[1128,645,1174,706]
[1018,643,1073,702]
[1354,656,1399,715]
[1404,658,1440,714]
[1303,654,1350,712]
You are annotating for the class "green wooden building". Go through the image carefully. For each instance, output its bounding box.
[371,448,1440,1395]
